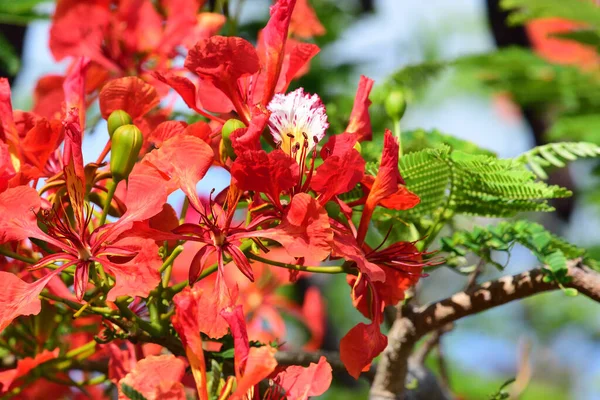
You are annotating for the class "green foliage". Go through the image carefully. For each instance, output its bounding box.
[0,0,50,25]
[455,48,600,113]
[367,139,570,228]
[121,383,149,400]
[441,220,586,283]
[547,114,600,143]
[516,142,600,179]
[501,0,600,27]
[0,33,19,76]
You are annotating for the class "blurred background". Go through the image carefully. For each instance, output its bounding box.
[3,0,600,398]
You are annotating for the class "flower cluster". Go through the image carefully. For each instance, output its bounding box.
[0,0,429,398]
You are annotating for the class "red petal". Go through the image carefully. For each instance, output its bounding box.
[20,119,62,173]
[346,76,375,142]
[173,282,238,342]
[148,121,187,147]
[311,148,365,205]
[141,135,214,213]
[221,305,250,377]
[340,323,387,379]
[101,237,161,301]
[0,349,59,393]
[154,72,201,112]
[185,36,259,106]
[63,57,91,129]
[276,356,332,400]
[99,77,159,120]
[275,40,320,93]
[246,193,332,264]
[62,109,87,229]
[188,245,215,285]
[330,225,385,282]
[49,1,115,70]
[118,355,186,400]
[33,75,64,120]
[230,346,278,400]
[302,286,325,351]
[230,149,298,205]
[106,342,137,385]
[0,78,18,144]
[0,269,64,333]
[102,165,169,241]
[0,185,42,244]
[230,112,269,154]
[257,0,296,105]
[289,0,325,39]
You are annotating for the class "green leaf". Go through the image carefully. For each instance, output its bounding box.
[501,0,600,27]
[516,142,600,179]
[0,32,19,76]
[121,384,149,400]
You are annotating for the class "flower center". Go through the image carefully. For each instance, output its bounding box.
[267,88,329,163]
[77,246,93,261]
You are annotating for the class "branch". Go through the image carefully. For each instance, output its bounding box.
[370,260,600,399]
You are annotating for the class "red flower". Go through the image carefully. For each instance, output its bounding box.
[163,0,319,124]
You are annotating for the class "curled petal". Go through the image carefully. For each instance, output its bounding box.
[340,323,387,379]
[221,305,250,378]
[346,75,374,142]
[231,346,278,400]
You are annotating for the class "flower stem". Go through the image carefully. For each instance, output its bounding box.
[160,245,185,290]
[245,253,349,274]
[0,246,36,264]
[394,118,402,158]
[179,197,190,224]
[98,179,118,226]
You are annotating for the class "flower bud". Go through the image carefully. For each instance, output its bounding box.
[111,124,143,183]
[221,119,246,160]
[385,89,407,121]
[107,110,133,138]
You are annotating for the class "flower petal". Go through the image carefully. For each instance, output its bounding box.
[340,322,387,379]
[275,356,332,400]
[118,355,186,400]
[346,75,374,142]
[99,77,159,120]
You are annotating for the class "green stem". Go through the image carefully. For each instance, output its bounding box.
[39,293,115,317]
[65,340,96,359]
[246,253,350,274]
[394,118,402,158]
[179,197,190,224]
[160,245,184,282]
[98,179,117,226]
[0,246,36,264]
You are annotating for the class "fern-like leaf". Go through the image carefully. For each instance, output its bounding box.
[441,220,586,278]
[516,142,600,179]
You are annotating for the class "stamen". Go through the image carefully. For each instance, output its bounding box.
[267,88,329,163]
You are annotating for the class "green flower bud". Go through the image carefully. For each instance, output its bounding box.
[111,124,143,183]
[107,110,133,138]
[221,119,246,160]
[385,89,407,121]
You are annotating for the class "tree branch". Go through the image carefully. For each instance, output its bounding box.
[370,260,600,399]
